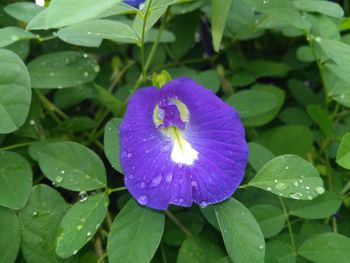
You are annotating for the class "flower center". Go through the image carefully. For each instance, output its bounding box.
[153,97,198,165]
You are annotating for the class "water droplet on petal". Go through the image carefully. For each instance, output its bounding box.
[150,175,162,187]
[200,201,208,208]
[137,194,149,205]
[165,173,173,184]
[140,182,147,188]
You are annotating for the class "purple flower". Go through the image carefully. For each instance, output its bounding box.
[123,0,145,8]
[119,77,248,210]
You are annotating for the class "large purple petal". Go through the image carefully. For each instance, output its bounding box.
[119,77,248,210]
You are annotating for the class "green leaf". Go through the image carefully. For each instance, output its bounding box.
[164,212,205,246]
[28,139,63,161]
[266,240,295,263]
[57,19,138,47]
[54,85,96,109]
[94,84,123,115]
[104,118,123,173]
[248,60,290,78]
[214,198,265,263]
[249,154,324,200]
[211,0,232,52]
[293,0,344,18]
[307,104,333,136]
[168,12,198,60]
[336,132,350,169]
[0,151,32,209]
[279,107,312,127]
[248,143,275,172]
[299,232,350,263]
[177,235,226,263]
[200,206,220,230]
[194,70,221,93]
[255,125,314,157]
[4,2,44,23]
[19,185,69,263]
[28,51,99,88]
[288,78,319,107]
[56,193,109,258]
[53,117,96,133]
[226,89,281,127]
[317,38,350,69]
[38,141,107,191]
[0,207,20,263]
[250,204,285,238]
[290,191,341,219]
[0,49,31,134]
[45,0,122,28]
[0,27,36,48]
[107,199,165,263]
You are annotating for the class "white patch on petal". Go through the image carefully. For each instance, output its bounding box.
[170,131,198,165]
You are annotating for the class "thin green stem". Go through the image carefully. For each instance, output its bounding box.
[238,184,250,189]
[161,242,168,263]
[279,197,297,255]
[35,90,68,120]
[164,210,192,237]
[106,186,127,195]
[140,0,154,77]
[306,30,338,233]
[144,7,170,74]
[0,142,33,151]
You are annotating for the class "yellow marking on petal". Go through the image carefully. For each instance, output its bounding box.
[152,99,189,127]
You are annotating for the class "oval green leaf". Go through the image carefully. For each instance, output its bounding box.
[19,185,69,263]
[226,89,280,127]
[4,2,44,23]
[0,49,31,134]
[0,151,32,209]
[107,199,165,263]
[336,132,350,169]
[250,204,285,238]
[248,143,275,172]
[56,193,109,258]
[0,27,36,48]
[0,207,20,263]
[177,235,226,263]
[299,232,350,263]
[104,118,123,173]
[45,0,121,28]
[249,154,324,200]
[214,198,265,263]
[57,19,138,47]
[38,141,107,191]
[289,191,342,219]
[28,51,99,88]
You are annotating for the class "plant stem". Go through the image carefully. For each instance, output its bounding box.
[0,142,33,151]
[107,186,127,195]
[164,210,192,237]
[279,197,297,255]
[140,0,154,77]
